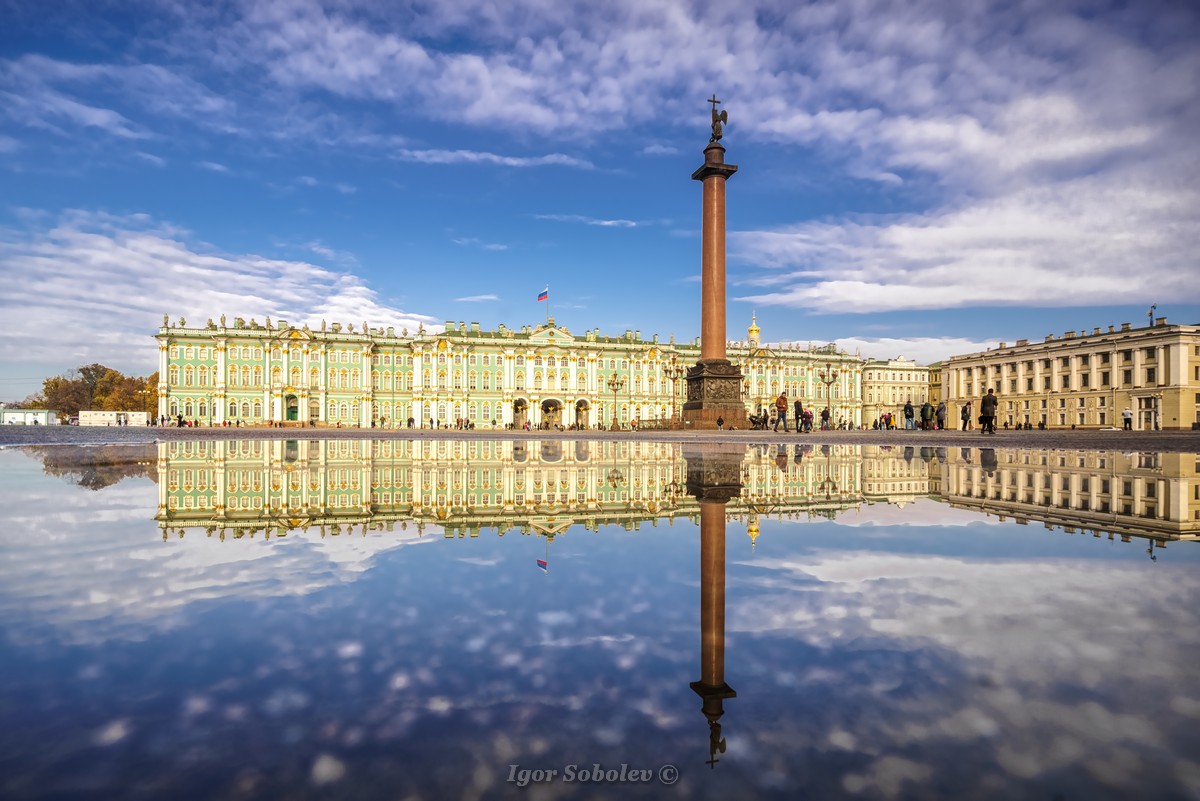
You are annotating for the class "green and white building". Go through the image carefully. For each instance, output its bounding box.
[157,314,864,428]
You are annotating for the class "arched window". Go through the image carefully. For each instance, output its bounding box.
[309,367,319,387]
[228,400,237,417]
[184,366,194,385]
[241,402,250,418]
[339,402,349,418]
[253,367,262,384]
[252,402,262,418]
[560,357,568,367]
[169,402,179,416]
[290,367,300,385]
[516,355,525,366]
[271,366,281,384]
[185,400,194,416]
[169,366,179,384]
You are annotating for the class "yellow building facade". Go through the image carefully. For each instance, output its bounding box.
[943,318,1200,431]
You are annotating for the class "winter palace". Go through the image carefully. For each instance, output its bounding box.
[156,313,864,429]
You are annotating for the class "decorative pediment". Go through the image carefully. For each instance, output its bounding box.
[529,326,575,344]
[279,327,313,341]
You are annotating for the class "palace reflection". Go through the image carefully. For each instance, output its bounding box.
[154,440,1199,550]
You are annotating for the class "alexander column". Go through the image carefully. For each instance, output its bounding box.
[683,95,745,429]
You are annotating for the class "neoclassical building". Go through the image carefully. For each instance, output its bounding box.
[156,314,864,428]
[942,317,1200,431]
[861,356,932,425]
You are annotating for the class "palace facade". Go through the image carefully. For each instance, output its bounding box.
[156,314,864,429]
[942,318,1200,431]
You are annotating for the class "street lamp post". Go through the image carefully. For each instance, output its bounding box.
[817,363,840,430]
[667,362,687,426]
[607,372,626,431]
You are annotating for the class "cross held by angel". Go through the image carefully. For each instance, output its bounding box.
[709,94,728,142]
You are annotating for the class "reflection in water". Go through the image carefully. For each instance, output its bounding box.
[684,448,743,769]
[23,443,157,489]
[3,441,1200,800]
[153,440,1199,551]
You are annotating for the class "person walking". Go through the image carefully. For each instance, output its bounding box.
[960,402,971,431]
[794,399,803,432]
[903,399,915,430]
[935,400,946,430]
[1122,407,1133,431]
[980,389,998,434]
[920,400,933,431]
[774,392,789,432]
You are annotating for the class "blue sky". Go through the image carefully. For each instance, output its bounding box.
[1,0,1198,400]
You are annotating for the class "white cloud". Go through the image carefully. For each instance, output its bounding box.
[451,237,508,251]
[455,294,498,302]
[134,151,166,167]
[0,210,440,375]
[731,173,1200,313]
[197,160,229,173]
[394,148,592,169]
[825,336,1003,366]
[534,214,637,228]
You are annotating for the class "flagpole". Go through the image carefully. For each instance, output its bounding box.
[546,284,550,324]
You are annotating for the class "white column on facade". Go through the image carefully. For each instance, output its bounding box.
[361,347,372,426]
[158,341,169,420]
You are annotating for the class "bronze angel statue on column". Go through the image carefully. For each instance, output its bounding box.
[709,95,728,142]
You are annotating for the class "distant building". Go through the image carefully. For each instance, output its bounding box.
[943,318,1200,431]
[861,357,931,426]
[156,314,864,428]
[1,409,58,425]
[78,410,149,427]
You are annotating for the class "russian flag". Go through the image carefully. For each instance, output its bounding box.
[537,287,549,302]
[536,558,548,572]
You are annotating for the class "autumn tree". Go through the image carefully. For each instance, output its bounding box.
[22,365,158,418]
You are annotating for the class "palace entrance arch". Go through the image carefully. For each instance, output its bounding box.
[541,399,563,429]
[513,398,529,429]
[575,399,590,429]
[284,394,299,422]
